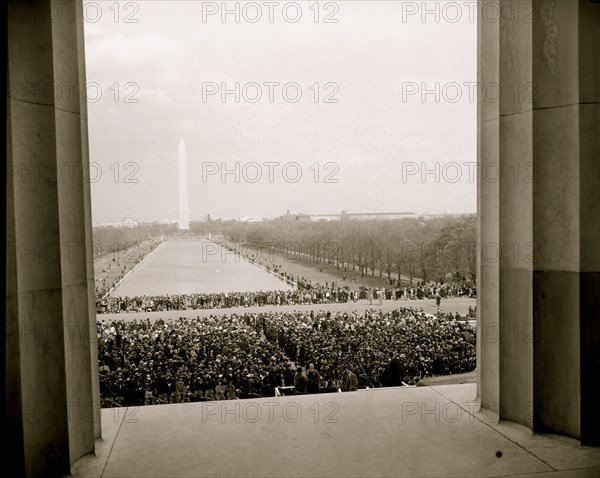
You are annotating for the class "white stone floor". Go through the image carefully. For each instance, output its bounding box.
[70,384,599,478]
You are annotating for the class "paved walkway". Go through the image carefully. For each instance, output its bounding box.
[71,384,600,478]
[97,297,476,322]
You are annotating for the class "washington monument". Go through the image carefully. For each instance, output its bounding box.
[178,138,190,230]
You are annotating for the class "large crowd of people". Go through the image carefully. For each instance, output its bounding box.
[98,287,350,314]
[262,308,476,388]
[97,281,475,314]
[98,307,476,407]
[96,237,475,313]
[98,314,290,407]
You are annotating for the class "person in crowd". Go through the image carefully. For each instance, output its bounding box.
[294,366,308,394]
[387,353,405,387]
[215,380,227,401]
[144,386,155,406]
[306,363,322,394]
[225,381,238,400]
[205,388,215,401]
[154,373,169,403]
[342,368,358,392]
[176,376,188,403]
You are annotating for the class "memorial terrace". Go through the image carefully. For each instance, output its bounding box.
[71,384,600,478]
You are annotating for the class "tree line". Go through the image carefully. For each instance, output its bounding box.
[205,215,477,285]
[93,223,176,258]
[93,215,477,286]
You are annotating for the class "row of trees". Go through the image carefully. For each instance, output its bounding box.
[92,216,476,286]
[93,223,176,259]
[208,215,477,285]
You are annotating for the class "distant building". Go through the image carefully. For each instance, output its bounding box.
[305,211,418,222]
[239,216,264,223]
[309,214,342,222]
[275,210,311,221]
[341,211,417,221]
[121,216,138,228]
[420,213,474,220]
[274,210,465,222]
[99,216,139,228]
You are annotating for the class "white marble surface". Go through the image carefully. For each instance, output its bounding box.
[532,0,579,110]
[532,104,580,271]
[499,111,533,270]
[71,385,600,478]
[500,0,533,117]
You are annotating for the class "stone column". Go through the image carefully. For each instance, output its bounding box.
[7,1,70,475]
[577,1,600,444]
[498,0,534,429]
[74,0,102,440]
[477,0,501,415]
[478,0,600,444]
[51,0,96,461]
[6,1,97,476]
[531,0,600,444]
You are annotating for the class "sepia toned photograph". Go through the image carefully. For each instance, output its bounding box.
[5,1,600,477]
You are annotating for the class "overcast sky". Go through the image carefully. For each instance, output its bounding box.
[84,1,477,223]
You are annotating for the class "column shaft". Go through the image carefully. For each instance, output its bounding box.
[51,0,96,461]
[7,0,98,474]
[477,0,501,414]
[479,0,600,443]
[7,1,70,475]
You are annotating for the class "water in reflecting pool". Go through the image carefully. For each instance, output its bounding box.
[110,239,294,296]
